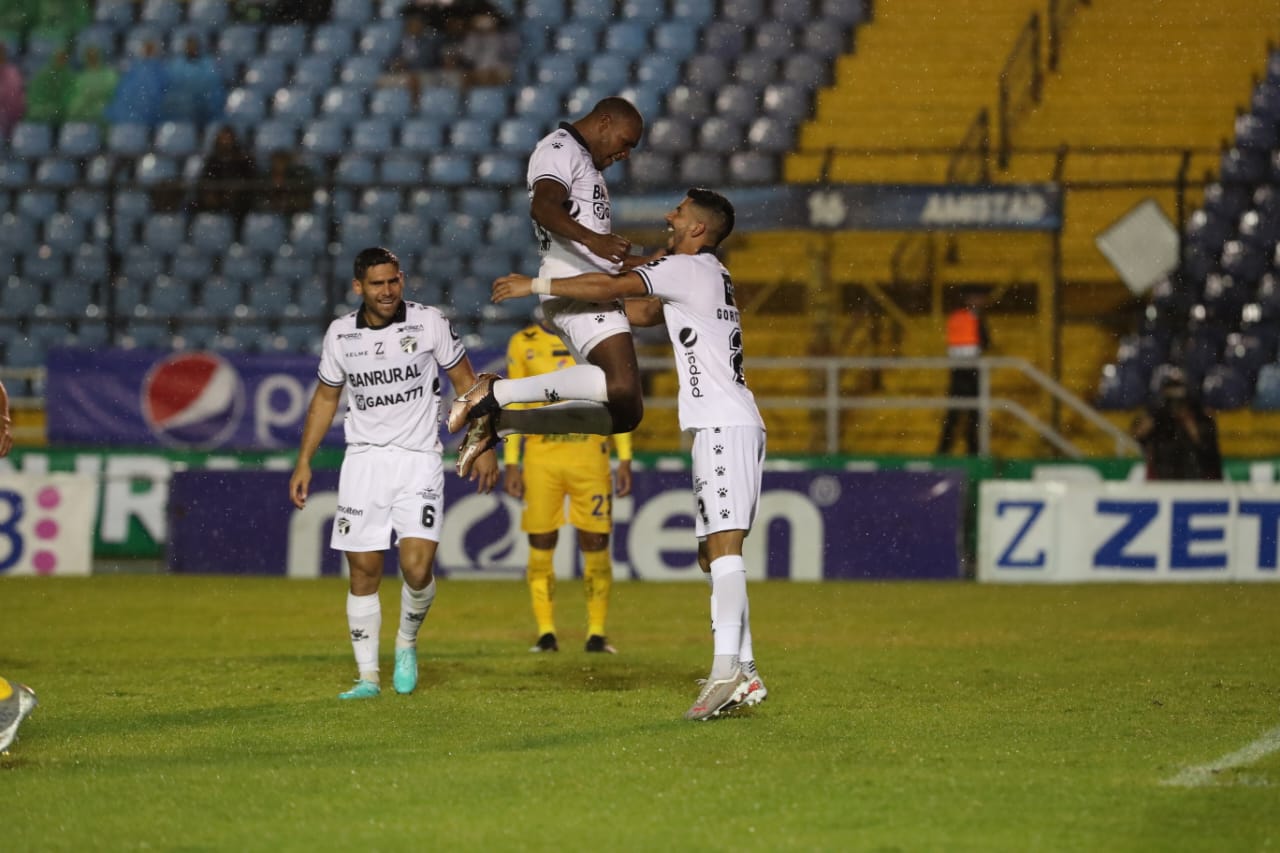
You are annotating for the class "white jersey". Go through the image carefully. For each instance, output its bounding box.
[633,252,766,433]
[317,301,465,453]
[527,122,621,281]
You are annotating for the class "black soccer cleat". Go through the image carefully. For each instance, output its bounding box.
[584,635,617,654]
[529,632,558,653]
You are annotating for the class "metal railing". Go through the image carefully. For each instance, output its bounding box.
[998,13,1043,169]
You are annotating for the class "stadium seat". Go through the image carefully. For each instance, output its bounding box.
[221,243,264,283]
[333,0,374,23]
[476,153,525,186]
[142,213,188,253]
[626,151,675,186]
[35,158,80,188]
[782,54,830,88]
[291,56,336,92]
[762,83,812,124]
[728,151,778,184]
[17,189,58,222]
[679,152,724,185]
[428,153,473,186]
[22,248,66,283]
[486,212,528,250]
[603,21,650,57]
[685,55,730,90]
[513,85,562,118]
[106,123,151,158]
[454,189,501,220]
[495,117,542,153]
[1253,363,1280,410]
[190,212,236,255]
[134,154,178,186]
[302,120,348,159]
[647,117,694,153]
[753,21,797,58]
[335,154,376,186]
[1220,146,1268,185]
[370,86,412,118]
[380,152,424,184]
[715,84,759,123]
[188,0,229,27]
[449,119,495,154]
[243,56,288,94]
[321,86,365,124]
[311,22,356,57]
[465,86,509,121]
[554,22,601,56]
[171,244,217,283]
[198,276,246,315]
[1220,240,1268,285]
[94,0,137,26]
[820,0,868,24]
[1239,209,1280,251]
[571,0,613,21]
[65,189,108,222]
[0,161,29,189]
[408,189,452,222]
[57,122,102,158]
[697,118,743,153]
[288,213,329,256]
[523,0,566,23]
[10,123,53,160]
[400,117,446,153]
[341,213,383,248]
[359,188,402,220]
[747,116,793,153]
[732,53,781,89]
[586,55,631,89]
[652,23,698,56]
[701,21,747,58]
[803,21,849,57]
[1202,364,1252,410]
[436,213,484,253]
[241,213,289,255]
[389,213,433,250]
[418,86,462,120]
[141,0,183,26]
[150,277,195,317]
[352,118,395,155]
[42,211,86,253]
[155,121,200,158]
[272,88,318,124]
[224,88,268,127]
[339,56,382,88]
[359,19,402,59]
[0,275,44,315]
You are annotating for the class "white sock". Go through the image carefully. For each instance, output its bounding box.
[709,555,747,677]
[346,591,381,682]
[396,578,436,650]
[499,401,614,436]
[739,593,755,667]
[494,364,608,406]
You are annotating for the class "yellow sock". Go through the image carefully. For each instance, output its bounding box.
[583,548,612,637]
[527,546,556,636]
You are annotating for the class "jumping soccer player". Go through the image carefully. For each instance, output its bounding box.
[290,247,499,700]
[492,188,768,720]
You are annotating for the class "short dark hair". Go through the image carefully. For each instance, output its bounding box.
[687,187,735,245]
[353,246,400,281]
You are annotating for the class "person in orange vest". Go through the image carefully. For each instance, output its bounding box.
[937,287,991,455]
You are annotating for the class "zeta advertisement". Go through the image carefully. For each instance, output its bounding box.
[44,347,506,451]
[167,469,967,581]
[0,473,98,576]
[979,481,1280,583]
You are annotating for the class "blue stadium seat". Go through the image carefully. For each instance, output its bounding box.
[35,158,80,188]
[142,213,189,253]
[150,277,195,317]
[370,86,412,118]
[241,213,289,254]
[22,248,66,283]
[747,116,792,153]
[171,244,217,283]
[466,86,510,121]
[335,154,376,186]
[586,55,631,89]
[418,86,462,120]
[685,55,730,90]
[513,85,562,118]
[523,0,566,23]
[0,161,29,189]
[626,151,675,186]
[134,154,178,186]
[635,54,681,90]
[408,189,452,222]
[359,188,402,220]
[648,117,694,153]
[224,88,267,127]
[1254,363,1280,410]
[291,56,336,93]
[436,213,484,252]
[753,21,797,57]
[106,123,151,158]
[571,0,614,22]
[11,123,53,160]
[565,84,613,115]
[340,213,383,248]
[221,243,264,283]
[289,213,329,256]
[476,153,525,186]
[400,117,446,153]
[733,53,780,88]
[449,119,494,154]
[302,120,348,159]
[65,189,108,221]
[1202,364,1252,410]
[728,151,778,183]
[0,214,35,254]
[216,24,263,70]
[74,24,121,62]
[621,0,666,21]
[486,212,528,249]
[554,22,601,56]
[333,0,374,23]
[715,84,759,123]
[495,117,542,153]
[188,0,230,27]
[311,23,356,57]
[352,118,394,155]
[697,118,742,154]
[603,21,649,57]
[270,253,313,287]
[782,53,830,88]
[265,24,307,57]
[820,0,867,24]
[141,0,184,26]
[198,276,246,315]
[762,83,811,123]
[803,21,849,57]
[389,213,434,250]
[456,189,503,219]
[17,189,59,221]
[243,56,288,94]
[272,87,317,124]
[701,20,747,58]
[427,153,473,185]
[155,121,200,158]
[122,246,167,284]
[359,19,402,59]
[679,152,724,185]
[191,212,236,255]
[254,119,298,156]
[339,56,382,88]
[0,276,44,315]
[95,0,138,26]
[321,86,366,124]
[57,122,103,158]
[380,152,424,184]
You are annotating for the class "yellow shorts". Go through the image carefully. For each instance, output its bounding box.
[520,437,613,535]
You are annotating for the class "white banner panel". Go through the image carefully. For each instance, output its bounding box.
[0,473,99,576]
[979,481,1280,583]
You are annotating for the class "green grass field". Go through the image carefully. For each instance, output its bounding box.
[2,576,1278,851]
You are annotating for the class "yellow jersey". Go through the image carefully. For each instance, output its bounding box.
[502,323,632,466]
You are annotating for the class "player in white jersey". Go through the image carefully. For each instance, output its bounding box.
[290,247,499,700]
[492,189,769,720]
[448,97,649,476]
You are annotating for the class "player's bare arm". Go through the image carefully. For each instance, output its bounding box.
[531,178,631,265]
[290,381,343,509]
[624,297,664,328]
[445,359,500,493]
[492,271,646,304]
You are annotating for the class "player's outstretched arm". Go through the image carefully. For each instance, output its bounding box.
[290,382,342,509]
[492,271,645,304]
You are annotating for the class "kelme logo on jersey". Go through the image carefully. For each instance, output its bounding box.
[141,352,246,448]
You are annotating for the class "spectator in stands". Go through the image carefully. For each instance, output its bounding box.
[25,48,72,125]
[32,0,91,46]
[105,39,169,128]
[162,35,225,127]
[1132,368,1223,481]
[936,286,992,456]
[0,44,24,139]
[195,125,257,222]
[457,10,517,87]
[259,150,316,214]
[65,46,118,126]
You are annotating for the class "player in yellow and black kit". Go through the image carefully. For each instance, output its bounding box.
[503,318,632,653]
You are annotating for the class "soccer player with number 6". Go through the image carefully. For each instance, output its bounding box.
[290,247,499,700]
[492,189,768,720]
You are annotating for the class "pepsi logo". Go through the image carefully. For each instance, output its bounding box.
[141,352,246,448]
[679,327,698,347]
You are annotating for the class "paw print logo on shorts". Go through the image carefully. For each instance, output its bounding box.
[713,427,721,433]
[713,444,724,454]
[715,466,726,476]
[719,509,730,519]
[717,487,728,497]
[595,314,606,323]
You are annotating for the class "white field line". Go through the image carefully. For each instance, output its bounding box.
[1162,725,1280,787]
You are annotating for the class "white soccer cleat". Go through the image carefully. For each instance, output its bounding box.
[0,679,38,754]
[684,667,746,721]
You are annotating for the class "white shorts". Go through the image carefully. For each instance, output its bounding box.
[331,446,445,552]
[689,425,766,538]
[539,295,631,360]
